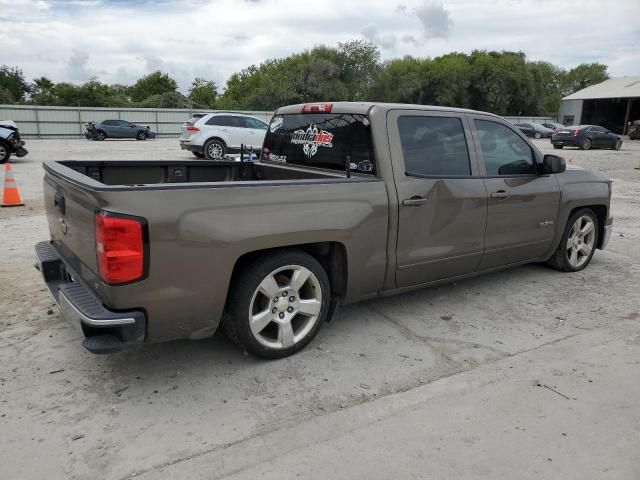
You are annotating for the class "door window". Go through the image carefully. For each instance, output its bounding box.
[206,115,233,126]
[397,116,471,176]
[474,120,536,176]
[245,117,268,129]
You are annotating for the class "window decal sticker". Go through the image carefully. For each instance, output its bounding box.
[270,116,283,133]
[291,124,334,158]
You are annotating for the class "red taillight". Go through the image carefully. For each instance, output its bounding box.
[301,103,332,113]
[95,212,145,284]
[186,124,200,132]
[573,128,580,137]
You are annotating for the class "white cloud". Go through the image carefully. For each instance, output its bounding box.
[0,0,637,92]
[414,2,453,40]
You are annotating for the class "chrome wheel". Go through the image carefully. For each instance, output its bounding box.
[207,142,223,159]
[534,132,542,139]
[566,215,596,268]
[248,265,323,349]
[581,138,591,150]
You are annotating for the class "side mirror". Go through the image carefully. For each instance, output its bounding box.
[542,154,566,174]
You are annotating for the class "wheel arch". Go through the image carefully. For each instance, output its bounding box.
[567,205,608,249]
[204,136,227,148]
[229,242,348,302]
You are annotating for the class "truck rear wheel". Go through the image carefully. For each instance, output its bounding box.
[546,208,598,272]
[223,250,330,359]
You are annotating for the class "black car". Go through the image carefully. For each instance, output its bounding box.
[551,125,622,150]
[542,122,565,131]
[514,122,554,139]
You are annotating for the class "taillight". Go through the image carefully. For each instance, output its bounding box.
[95,211,145,284]
[186,124,200,132]
[573,128,580,137]
[301,103,332,113]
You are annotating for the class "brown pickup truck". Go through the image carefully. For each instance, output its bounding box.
[35,102,613,358]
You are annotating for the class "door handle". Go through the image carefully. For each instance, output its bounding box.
[402,196,427,206]
[490,190,510,200]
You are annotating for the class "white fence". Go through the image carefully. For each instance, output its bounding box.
[0,104,557,138]
[0,105,274,138]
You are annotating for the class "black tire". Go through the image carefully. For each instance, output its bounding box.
[136,131,147,141]
[204,139,225,160]
[546,208,598,272]
[223,249,330,359]
[192,151,205,158]
[0,140,10,163]
[96,131,106,141]
[534,132,542,139]
[553,144,563,150]
[580,138,591,150]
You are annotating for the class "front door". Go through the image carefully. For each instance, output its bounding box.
[470,117,560,269]
[388,110,487,288]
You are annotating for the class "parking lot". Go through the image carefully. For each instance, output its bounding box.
[1,138,639,479]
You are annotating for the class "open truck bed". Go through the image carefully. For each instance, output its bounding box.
[36,157,387,352]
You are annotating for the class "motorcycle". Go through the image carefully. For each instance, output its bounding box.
[0,120,28,163]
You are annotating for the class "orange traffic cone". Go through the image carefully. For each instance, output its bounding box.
[1,163,24,207]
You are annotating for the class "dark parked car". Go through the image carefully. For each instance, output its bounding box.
[628,120,640,140]
[551,125,622,150]
[514,123,554,139]
[0,120,28,163]
[90,120,156,141]
[542,122,565,131]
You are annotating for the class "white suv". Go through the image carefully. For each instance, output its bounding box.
[179,113,268,159]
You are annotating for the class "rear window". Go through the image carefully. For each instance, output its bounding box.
[261,113,375,175]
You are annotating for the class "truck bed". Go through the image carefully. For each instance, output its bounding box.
[55,160,342,187]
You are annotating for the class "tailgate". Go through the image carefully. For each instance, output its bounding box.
[44,169,101,275]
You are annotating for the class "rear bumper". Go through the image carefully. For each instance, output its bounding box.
[34,241,145,354]
[179,140,202,153]
[551,137,580,147]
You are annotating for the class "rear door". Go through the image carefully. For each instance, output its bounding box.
[470,116,560,269]
[243,117,268,150]
[388,110,487,287]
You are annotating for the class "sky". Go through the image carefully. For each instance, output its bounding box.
[1,0,639,92]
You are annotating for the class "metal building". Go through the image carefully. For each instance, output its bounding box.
[559,76,640,134]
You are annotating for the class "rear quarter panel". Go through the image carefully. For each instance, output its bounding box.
[94,179,389,342]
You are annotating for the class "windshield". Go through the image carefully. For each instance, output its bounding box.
[261,113,375,175]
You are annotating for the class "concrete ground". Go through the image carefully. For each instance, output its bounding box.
[1,137,639,479]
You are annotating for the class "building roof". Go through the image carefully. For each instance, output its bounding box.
[563,76,640,100]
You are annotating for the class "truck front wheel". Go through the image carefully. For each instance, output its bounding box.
[546,208,598,272]
[223,250,330,359]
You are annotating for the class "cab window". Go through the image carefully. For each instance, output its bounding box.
[474,120,536,176]
[398,116,471,177]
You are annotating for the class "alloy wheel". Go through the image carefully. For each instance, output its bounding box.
[566,215,596,268]
[208,143,223,159]
[248,265,323,349]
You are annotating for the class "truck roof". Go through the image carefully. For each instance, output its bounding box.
[276,102,500,118]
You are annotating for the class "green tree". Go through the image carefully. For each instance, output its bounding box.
[560,63,609,97]
[128,70,178,103]
[30,76,56,105]
[137,91,191,108]
[0,65,30,103]
[188,78,218,108]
